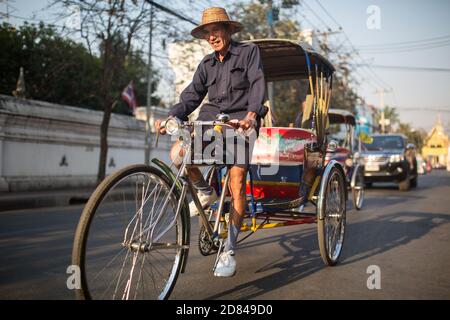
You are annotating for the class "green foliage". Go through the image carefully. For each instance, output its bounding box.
[396,122,427,151]
[0,22,101,108]
[374,105,400,132]
[231,2,300,40]
[330,76,358,113]
[0,22,159,115]
[272,79,308,127]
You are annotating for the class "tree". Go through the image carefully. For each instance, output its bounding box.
[231,2,301,41]
[374,105,399,133]
[0,22,102,109]
[56,0,154,183]
[0,22,159,116]
[329,75,359,113]
[396,122,427,151]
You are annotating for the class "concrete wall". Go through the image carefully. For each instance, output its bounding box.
[0,95,172,192]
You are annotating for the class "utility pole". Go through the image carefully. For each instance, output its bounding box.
[145,4,154,165]
[375,89,391,134]
[340,55,350,89]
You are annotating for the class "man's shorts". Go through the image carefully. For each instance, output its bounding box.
[192,107,260,168]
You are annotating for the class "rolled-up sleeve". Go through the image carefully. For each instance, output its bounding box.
[169,62,207,121]
[246,44,267,118]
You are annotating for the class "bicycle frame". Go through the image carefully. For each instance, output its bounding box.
[152,135,230,244]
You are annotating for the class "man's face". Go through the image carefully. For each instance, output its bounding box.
[203,23,231,52]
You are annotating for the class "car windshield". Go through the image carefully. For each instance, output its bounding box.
[363,136,404,151]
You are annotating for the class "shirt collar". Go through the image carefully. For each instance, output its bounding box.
[228,41,240,56]
[205,41,240,66]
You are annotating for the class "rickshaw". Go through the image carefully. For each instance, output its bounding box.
[326,109,365,210]
[72,39,347,300]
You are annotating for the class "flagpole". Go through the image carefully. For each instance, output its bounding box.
[145,4,154,166]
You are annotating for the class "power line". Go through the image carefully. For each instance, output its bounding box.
[357,41,450,54]
[306,0,392,91]
[350,64,450,73]
[301,1,330,31]
[314,0,341,30]
[355,35,450,49]
[144,0,198,26]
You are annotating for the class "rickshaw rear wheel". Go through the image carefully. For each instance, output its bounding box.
[352,166,365,210]
[317,164,347,266]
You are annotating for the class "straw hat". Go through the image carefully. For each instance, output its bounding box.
[191,7,243,39]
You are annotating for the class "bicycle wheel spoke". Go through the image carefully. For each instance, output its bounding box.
[76,167,185,300]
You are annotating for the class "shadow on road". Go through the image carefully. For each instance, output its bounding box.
[205,210,450,299]
[341,211,450,265]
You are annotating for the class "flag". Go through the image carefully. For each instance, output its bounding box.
[121,81,137,114]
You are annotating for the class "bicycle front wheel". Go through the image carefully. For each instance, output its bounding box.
[72,164,188,300]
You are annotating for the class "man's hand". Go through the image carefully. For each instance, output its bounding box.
[155,118,167,135]
[238,112,258,131]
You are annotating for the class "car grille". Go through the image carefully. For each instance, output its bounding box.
[362,155,389,164]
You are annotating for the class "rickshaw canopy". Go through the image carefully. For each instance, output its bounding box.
[246,39,335,81]
[329,109,356,126]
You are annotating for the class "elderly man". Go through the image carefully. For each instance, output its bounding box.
[155,7,266,277]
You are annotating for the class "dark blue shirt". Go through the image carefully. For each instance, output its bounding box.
[169,41,267,121]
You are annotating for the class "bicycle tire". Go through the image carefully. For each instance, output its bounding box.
[317,166,346,266]
[72,164,188,300]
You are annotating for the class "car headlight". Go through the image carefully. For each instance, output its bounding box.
[389,154,404,163]
[164,117,182,135]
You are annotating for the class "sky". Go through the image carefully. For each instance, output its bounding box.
[2,0,449,133]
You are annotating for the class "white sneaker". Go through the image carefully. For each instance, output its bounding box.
[214,250,236,277]
[189,189,218,217]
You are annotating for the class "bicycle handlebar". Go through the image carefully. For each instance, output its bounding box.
[161,119,241,131]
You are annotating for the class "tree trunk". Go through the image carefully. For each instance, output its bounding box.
[97,100,117,184]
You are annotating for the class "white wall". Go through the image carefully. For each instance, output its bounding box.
[0,95,172,192]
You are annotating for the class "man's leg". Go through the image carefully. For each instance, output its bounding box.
[170,141,217,214]
[225,165,247,252]
[214,165,246,277]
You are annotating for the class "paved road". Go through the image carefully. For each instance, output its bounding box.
[1,170,450,299]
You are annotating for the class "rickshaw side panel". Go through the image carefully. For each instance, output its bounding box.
[246,165,302,199]
[247,127,316,200]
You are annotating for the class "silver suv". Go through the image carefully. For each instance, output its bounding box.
[359,134,418,191]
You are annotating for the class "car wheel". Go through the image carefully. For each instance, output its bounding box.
[411,176,418,188]
[399,171,411,191]
[410,160,418,188]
